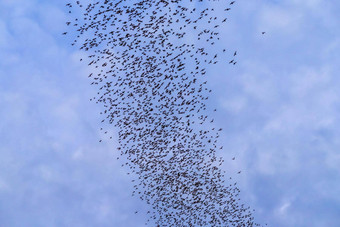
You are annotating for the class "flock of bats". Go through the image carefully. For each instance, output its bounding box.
[65,0,264,226]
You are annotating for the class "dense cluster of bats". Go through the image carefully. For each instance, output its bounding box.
[65,0,261,226]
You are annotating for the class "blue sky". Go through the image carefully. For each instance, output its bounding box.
[1,0,340,226]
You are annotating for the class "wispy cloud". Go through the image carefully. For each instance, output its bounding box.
[1,0,340,226]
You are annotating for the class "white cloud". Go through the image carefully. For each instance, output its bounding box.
[220,95,247,114]
[1,0,340,226]
[277,200,291,216]
[259,5,303,35]
[215,1,340,225]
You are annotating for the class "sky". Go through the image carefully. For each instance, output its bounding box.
[0,0,340,226]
